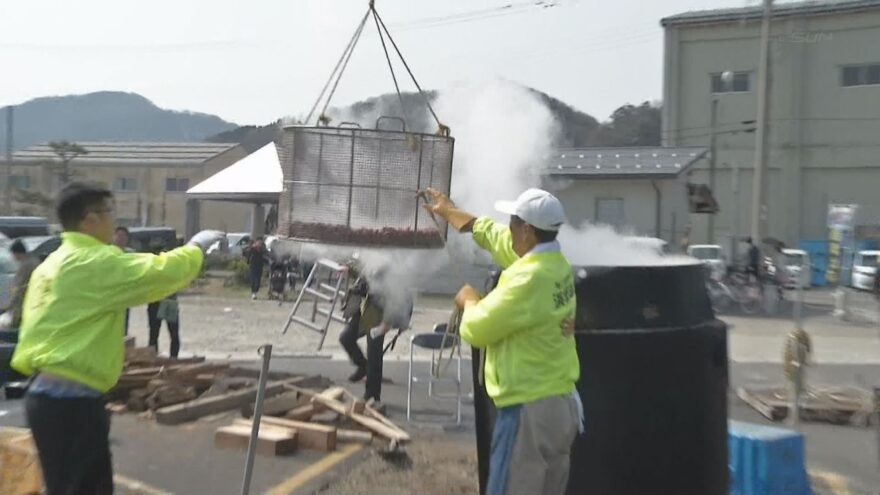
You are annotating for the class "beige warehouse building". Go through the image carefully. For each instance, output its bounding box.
[662,0,880,249]
[3,142,254,234]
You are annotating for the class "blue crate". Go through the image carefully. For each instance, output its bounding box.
[729,421,810,495]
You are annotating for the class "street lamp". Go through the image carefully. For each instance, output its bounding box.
[707,70,733,244]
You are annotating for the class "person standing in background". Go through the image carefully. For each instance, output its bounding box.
[112,227,132,335]
[243,237,269,300]
[0,239,40,342]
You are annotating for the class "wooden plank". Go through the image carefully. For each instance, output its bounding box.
[241,391,304,419]
[243,417,337,452]
[364,399,408,437]
[154,381,291,425]
[166,363,230,378]
[737,387,784,421]
[286,403,320,421]
[337,429,373,444]
[214,424,297,456]
[310,394,410,443]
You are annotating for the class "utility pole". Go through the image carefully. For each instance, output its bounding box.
[708,98,718,244]
[750,0,773,246]
[4,106,12,213]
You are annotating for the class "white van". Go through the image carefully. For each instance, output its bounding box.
[781,248,811,289]
[687,244,726,280]
[851,250,878,291]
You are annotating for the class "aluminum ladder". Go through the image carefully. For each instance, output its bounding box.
[281,258,349,350]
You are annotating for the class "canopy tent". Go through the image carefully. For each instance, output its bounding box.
[184,142,282,237]
[186,142,282,203]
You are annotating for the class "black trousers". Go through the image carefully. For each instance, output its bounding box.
[147,302,180,358]
[25,392,113,495]
[250,265,264,293]
[338,314,385,401]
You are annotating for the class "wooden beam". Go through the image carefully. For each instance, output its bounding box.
[237,417,337,452]
[155,380,292,425]
[737,387,783,421]
[241,391,304,419]
[214,424,297,456]
[310,394,410,443]
[337,429,373,444]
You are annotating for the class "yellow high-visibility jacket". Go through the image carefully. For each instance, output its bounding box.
[460,217,580,407]
[12,232,203,392]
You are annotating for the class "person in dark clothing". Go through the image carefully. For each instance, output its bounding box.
[1,239,40,340]
[113,226,132,336]
[339,265,413,404]
[148,293,181,358]
[243,237,269,300]
[747,237,761,281]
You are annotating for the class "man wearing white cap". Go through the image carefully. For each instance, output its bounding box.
[423,187,582,495]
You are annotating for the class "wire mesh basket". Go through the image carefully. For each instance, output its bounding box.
[277,119,454,248]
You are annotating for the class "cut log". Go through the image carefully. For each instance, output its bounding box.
[240,417,337,452]
[0,431,43,494]
[154,380,292,425]
[214,424,297,456]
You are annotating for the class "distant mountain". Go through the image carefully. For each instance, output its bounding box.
[1,91,237,150]
[207,86,606,149]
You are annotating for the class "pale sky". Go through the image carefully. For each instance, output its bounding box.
[0,0,759,126]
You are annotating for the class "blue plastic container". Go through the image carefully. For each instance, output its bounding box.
[728,420,810,495]
[798,240,827,287]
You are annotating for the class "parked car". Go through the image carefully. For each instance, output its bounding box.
[0,217,50,239]
[781,248,811,289]
[206,233,251,258]
[128,227,178,253]
[851,250,878,291]
[687,244,726,280]
[0,248,18,310]
[18,236,62,262]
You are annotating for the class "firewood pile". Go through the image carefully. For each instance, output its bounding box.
[214,384,411,457]
[284,222,442,248]
[108,347,331,423]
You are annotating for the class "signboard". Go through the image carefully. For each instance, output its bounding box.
[826,204,858,285]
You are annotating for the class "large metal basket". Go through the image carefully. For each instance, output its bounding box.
[277,119,454,248]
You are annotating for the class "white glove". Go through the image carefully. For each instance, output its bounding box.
[370,324,389,340]
[188,230,226,253]
[0,312,12,331]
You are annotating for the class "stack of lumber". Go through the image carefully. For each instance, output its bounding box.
[108,347,330,425]
[214,385,411,457]
[737,386,876,426]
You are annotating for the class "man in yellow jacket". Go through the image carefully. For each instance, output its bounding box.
[424,187,582,495]
[11,182,223,495]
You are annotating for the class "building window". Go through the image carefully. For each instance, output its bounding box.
[711,72,751,93]
[165,178,190,192]
[115,177,138,192]
[841,63,880,87]
[9,175,30,190]
[596,198,625,228]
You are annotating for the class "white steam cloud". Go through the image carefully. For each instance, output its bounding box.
[272,78,691,319]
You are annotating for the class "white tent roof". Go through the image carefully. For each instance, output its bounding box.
[187,142,282,203]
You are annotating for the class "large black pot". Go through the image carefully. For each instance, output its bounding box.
[472,263,729,495]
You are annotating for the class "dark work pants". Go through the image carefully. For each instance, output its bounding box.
[25,393,113,495]
[147,302,180,358]
[339,314,385,402]
[250,265,264,294]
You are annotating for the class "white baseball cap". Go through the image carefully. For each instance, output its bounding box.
[494,188,567,232]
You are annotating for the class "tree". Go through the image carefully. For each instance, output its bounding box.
[589,102,662,147]
[48,140,88,185]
